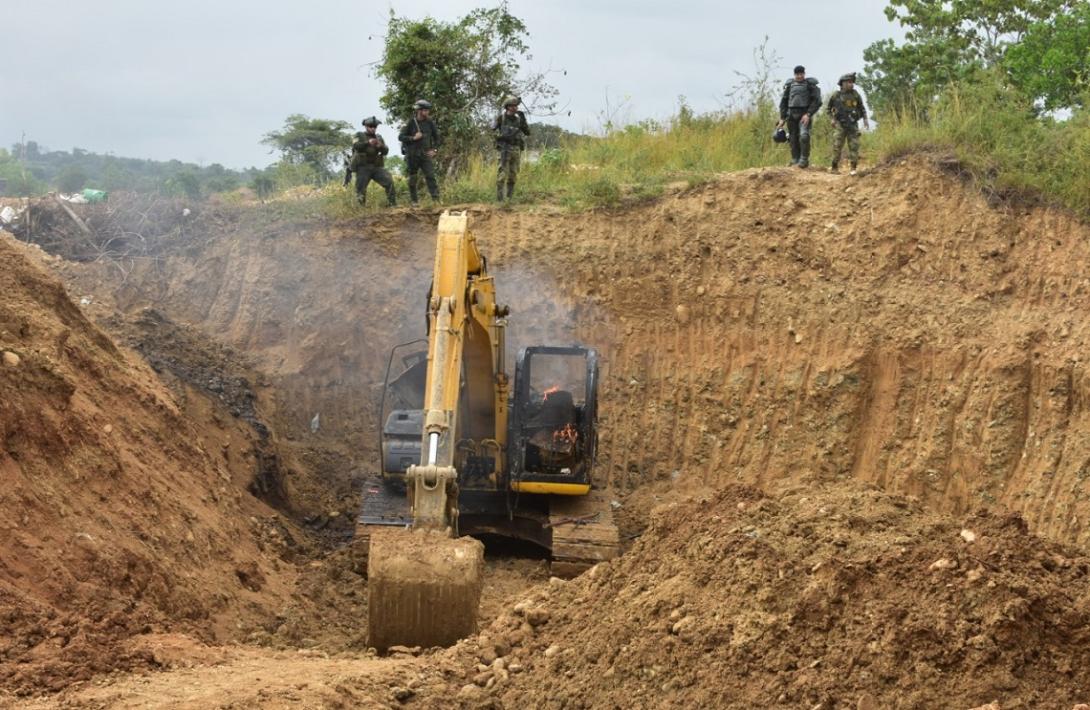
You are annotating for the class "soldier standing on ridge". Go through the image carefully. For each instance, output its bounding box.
[344,117,397,206]
[827,73,870,175]
[493,96,530,202]
[399,99,441,207]
[778,65,822,169]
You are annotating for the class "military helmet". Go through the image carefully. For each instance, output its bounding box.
[413,99,433,110]
[838,72,857,86]
[502,95,520,107]
[772,126,788,144]
[362,116,380,127]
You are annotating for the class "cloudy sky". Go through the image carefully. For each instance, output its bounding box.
[3,0,903,168]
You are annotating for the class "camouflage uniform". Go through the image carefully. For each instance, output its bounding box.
[344,128,396,206]
[827,84,867,170]
[494,107,530,201]
[398,113,441,205]
[779,76,822,167]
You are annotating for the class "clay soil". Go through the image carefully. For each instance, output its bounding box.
[5,155,1090,708]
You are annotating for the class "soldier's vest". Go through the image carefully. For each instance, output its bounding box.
[351,134,385,169]
[833,91,862,125]
[496,114,525,149]
[787,79,816,110]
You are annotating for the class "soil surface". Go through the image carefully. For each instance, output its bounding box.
[6,155,1090,708]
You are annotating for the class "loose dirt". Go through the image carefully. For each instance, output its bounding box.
[7,154,1090,707]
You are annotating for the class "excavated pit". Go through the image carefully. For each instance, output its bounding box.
[6,154,1090,706]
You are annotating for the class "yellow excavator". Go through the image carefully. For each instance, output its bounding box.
[358,211,618,650]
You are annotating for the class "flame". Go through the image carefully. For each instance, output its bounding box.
[553,423,579,445]
[542,385,561,402]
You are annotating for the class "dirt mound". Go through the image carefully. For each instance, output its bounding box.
[440,483,1090,708]
[0,236,295,694]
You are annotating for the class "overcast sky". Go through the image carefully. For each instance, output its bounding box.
[2,0,903,168]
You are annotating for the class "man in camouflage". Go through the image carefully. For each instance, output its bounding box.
[343,117,396,206]
[493,96,530,202]
[398,99,441,206]
[778,65,822,168]
[827,73,870,175]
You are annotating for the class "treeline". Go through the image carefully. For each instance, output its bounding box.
[0,141,258,199]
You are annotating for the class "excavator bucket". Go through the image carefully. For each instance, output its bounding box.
[367,527,484,651]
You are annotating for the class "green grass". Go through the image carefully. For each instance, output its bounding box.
[306,78,1089,218]
[864,80,1090,217]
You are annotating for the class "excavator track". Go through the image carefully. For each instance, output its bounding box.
[548,488,620,578]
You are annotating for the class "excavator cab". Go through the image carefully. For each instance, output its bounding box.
[509,346,599,494]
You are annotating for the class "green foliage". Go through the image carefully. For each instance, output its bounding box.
[375,5,556,170]
[57,165,88,193]
[867,74,1090,217]
[1,141,254,197]
[1004,4,1090,110]
[251,174,275,201]
[164,171,202,200]
[261,114,353,184]
[862,0,1072,113]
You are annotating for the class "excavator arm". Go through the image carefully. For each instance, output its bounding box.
[368,211,507,650]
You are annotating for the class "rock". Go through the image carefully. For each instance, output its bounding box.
[696,285,706,296]
[966,566,985,583]
[390,686,414,702]
[857,693,878,710]
[675,304,690,324]
[388,645,421,656]
[671,616,694,636]
[967,703,1000,710]
[929,558,957,571]
[478,645,498,665]
[669,609,683,622]
[544,644,561,658]
[328,510,341,519]
[458,684,483,700]
[1071,705,1090,710]
[508,662,524,674]
[103,424,113,434]
[2,351,20,368]
[493,638,511,658]
[960,529,977,543]
[513,600,531,616]
[473,670,493,687]
[527,608,551,627]
[548,576,566,588]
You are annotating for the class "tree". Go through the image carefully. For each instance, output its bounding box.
[1004,4,1090,110]
[262,114,353,184]
[862,0,1073,113]
[375,4,558,169]
[251,174,275,201]
[57,166,88,193]
[165,171,201,200]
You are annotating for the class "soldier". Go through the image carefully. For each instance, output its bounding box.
[777,65,822,168]
[398,99,441,206]
[493,96,530,202]
[827,73,870,175]
[343,117,397,206]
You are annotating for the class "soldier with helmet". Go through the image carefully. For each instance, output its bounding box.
[493,95,530,202]
[826,72,870,175]
[344,116,397,207]
[777,65,822,168]
[398,99,442,206]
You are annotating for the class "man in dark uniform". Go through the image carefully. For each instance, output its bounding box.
[493,95,530,202]
[398,99,441,206]
[343,117,396,206]
[826,73,870,175]
[778,65,822,168]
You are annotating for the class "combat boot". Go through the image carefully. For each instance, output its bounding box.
[850,162,858,176]
[829,162,839,174]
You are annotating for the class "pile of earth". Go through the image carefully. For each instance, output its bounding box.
[427,482,1090,709]
[0,237,299,694]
